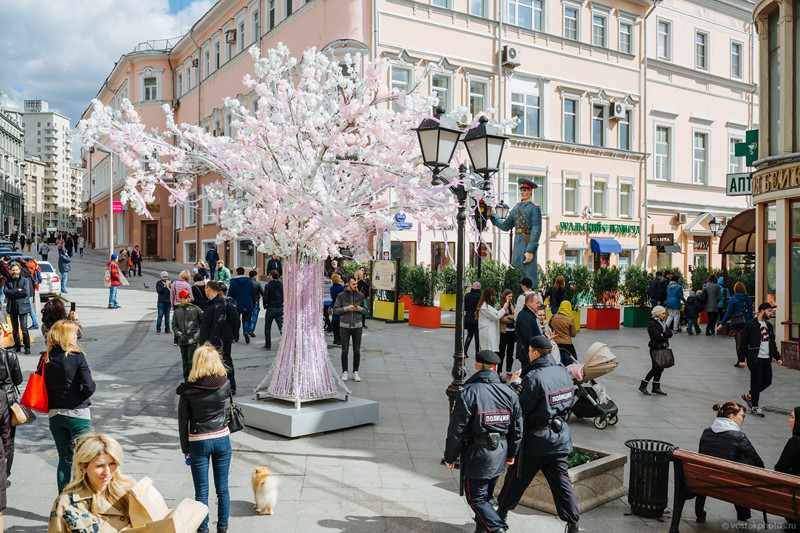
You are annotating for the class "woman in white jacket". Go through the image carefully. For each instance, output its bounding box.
[476,287,508,354]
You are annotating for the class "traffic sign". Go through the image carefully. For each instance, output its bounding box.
[726,172,752,196]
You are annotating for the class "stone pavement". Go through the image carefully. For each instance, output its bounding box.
[5,249,800,532]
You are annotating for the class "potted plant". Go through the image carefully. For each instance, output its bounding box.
[621,266,653,328]
[437,266,458,311]
[496,445,627,515]
[477,259,506,304]
[587,266,621,329]
[406,266,441,328]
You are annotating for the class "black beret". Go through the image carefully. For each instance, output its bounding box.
[476,350,501,365]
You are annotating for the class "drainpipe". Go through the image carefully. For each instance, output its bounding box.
[642,0,660,270]
[188,26,203,264]
[498,0,504,123]
[373,0,379,61]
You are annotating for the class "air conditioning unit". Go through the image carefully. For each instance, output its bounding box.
[192,58,199,67]
[611,101,627,120]
[225,29,237,44]
[676,213,688,224]
[502,45,522,67]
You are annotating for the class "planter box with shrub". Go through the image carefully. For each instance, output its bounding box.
[587,266,621,330]
[406,266,440,328]
[621,266,654,328]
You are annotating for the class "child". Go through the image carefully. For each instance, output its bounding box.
[171,289,204,380]
[684,290,703,336]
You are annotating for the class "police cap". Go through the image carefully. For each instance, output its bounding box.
[518,178,538,189]
[476,350,501,365]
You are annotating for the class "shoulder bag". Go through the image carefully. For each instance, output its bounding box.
[1,349,34,426]
[652,343,675,369]
[224,390,244,433]
[730,312,747,330]
[19,354,49,413]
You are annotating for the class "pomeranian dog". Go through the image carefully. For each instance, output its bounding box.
[251,466,279,515]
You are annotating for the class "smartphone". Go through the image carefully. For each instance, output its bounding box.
[70,302,76,312]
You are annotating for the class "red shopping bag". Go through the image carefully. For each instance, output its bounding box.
[20,354,48,413]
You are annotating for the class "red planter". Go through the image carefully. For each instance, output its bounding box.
[408,304,442,328]
[586,308,621,330]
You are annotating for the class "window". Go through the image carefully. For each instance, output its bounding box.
[143,77,157,101]
[591,105,605,147]
[285,0,293,17]
[225,35,233,62]
[565,250,583,265]
[185,65,192,90]
[564,7,578,40]
[236,240,256,268]
[432,0,448,6]
[592,14,607,47]
[695,31,708,70]
[265,2,275,30]
[592,180,606,215]
[252,9,261,43]
[214,42,221,69]
[509,0,543,31]
[203,50,210,78]
[693,132,708,184]
[224,112,233,137]
[619,182,632,217]
[185,192,197,226]
[731,41,742,79]
[619,21,632,54]
[194,56,200,85]
[238,22,246,52]
[470,0,484,16]
[563,98,577,143]
[619,250,634,273]
[655,125,671,180]
[390,67,410,111]
[729,137,745,173]
[469,80,487,117]
[431,75,451,112]
[768,12,780,155]
[202,197,217,224]
[508,174,545,208]
[619,110,631,150]
[177,73,183,96]
[564,177,579,214]
[183,242,197,264]
[657,20,671,60]
[511,92,541,137]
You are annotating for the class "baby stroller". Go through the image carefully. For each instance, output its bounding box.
[563,342,619,429]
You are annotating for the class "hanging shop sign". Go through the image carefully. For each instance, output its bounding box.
[649,233,674,246]
[726,173,752,196]
[558,221,640,235]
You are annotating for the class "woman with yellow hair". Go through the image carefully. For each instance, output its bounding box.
[44,320,95,493]
[48,433,136,532]
[550,300,578,365]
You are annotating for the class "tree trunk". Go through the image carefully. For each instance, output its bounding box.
[256,260,347,402]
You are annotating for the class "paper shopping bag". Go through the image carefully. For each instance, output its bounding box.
[124,499,208,533]
[127,477,171,527]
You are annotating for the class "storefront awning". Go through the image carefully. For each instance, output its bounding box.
[590,238,622,253]
[719,208,755,254]
[659,244,682,253]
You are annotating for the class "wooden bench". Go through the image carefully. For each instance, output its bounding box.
[669,449,800,532]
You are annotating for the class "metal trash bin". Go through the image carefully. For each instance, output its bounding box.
[625,439,677,517]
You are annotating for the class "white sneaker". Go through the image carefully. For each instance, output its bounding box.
[353,371,361,382]
[341,371,348,382]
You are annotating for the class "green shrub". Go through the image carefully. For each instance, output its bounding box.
[591,266,621,308]
[622,265,653,307]
[342,260,360,279]
[406,266,437,307]
[503,266,525,296]
[661,267,685,287]
[542,262,592,308]
[437,266,458,294]
[478,259,506,304]
[727,265,756,296]
[690,266,723,291]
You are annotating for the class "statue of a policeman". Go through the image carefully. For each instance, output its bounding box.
[487,178,543,288]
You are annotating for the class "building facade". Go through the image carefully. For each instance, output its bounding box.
[22,100,80,233]
[24,156,46,234]
[750,0,800,346]
[82,0,754,276]
[0,92,26,236]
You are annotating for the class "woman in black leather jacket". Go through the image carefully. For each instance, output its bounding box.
[639,306,673,396]
[0,348,21,485]
[775,407,800,528]
[696,401,763,526]
[177,344,231,533]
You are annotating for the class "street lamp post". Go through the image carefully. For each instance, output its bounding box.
[416,109,507,413]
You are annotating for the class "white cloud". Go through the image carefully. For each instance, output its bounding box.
[0,0,213,129]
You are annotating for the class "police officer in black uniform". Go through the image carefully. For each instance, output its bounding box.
[497,335,580,533]
[445,350,522,533]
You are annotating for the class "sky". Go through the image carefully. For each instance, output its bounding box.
[0,0,214,159]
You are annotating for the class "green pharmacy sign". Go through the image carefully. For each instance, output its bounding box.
[559,222,641,234]
[734,129,759,166]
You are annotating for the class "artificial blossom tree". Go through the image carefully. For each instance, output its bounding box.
[79,45,455,404]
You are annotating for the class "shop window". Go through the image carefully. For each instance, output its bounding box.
[765,203,776,306]
[693,254,708,267]
[390,241,416,267]
[431,241,455,271]
[237,239,256,269]
[792,202,800,339]
[656,252,672,271]
[619,250,634,276]
[565,249,583,265]
[593,253,610,269]
[184,241,197,264]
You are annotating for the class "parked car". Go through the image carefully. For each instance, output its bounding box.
[29,259,60,301]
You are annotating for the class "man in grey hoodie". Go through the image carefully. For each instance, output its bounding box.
[333,277,367,382]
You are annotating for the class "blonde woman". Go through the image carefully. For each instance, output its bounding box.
[170,270,194,309]
[48,433,136,532]
[44,320,95,493]
[177,344,231,533]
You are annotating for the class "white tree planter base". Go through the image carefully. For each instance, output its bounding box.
[237,396,379,438]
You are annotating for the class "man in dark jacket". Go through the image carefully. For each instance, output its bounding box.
[266,254,282,278]
[657,272,669,305]
[262,270,283,351]
[205,245,219,280]
[155,271,172,334]
[648,271,663,307]
[199,281,240,394]
[4,263,30,354]
[464,282,482,357]
[247,270,264,339]
[333,277,367,382]
[514,293,542,367]
[131,245,143,276]
[58,248,71,294]
[740,303,783,417]
[497,335,579,533]
[228,267,255,344]
[444,350,522,533]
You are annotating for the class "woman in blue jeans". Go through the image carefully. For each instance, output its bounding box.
[177,343,231,533]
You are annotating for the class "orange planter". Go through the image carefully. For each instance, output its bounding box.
[408,304,442,328]
[586,308,621,330]
[399,295,413,308]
